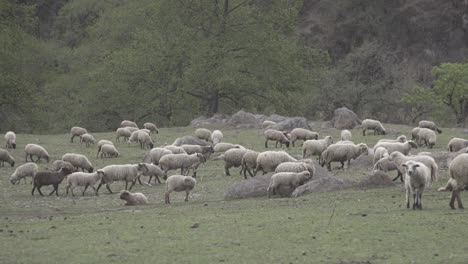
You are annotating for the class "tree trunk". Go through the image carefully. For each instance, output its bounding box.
[207,90,219,115]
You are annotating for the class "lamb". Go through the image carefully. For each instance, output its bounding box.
[275,159,315,177]
[373,147,389,164]
[96,140,114,158]
[62,153,93,172]
[172,136,211,146]
[159,153,206,178]
[447,138,468,152]
[320,143,368,171]
[10,162,38,184]
[211,130,223,145]
[0,149,15,167]
[194,128,212,142]
[143,122,159,134]
[4,131,16,149]
[24,144,49,163]
[213,142,244,153]
[240,150,260,178]
[51,160,75,172]
[264,129,290,148]
[120,190,148,205]
[116,127,132,142]
[65,170,105,196]
[139,163,164,185]
[289,128,319,147]
[362,119,386,136]
[377,135,407,144]
[120,120,138,128]
[254,151,297,175]
[146,148,173,165]
[438,153,468,209]
[96,163,149,194]
[302,136,333,163]
[32,167,73,196]
[79,133,95,147]
[165,175,197,204]
[163,145,187,154]
[180,144,214,158]
[373,140,418,156]
[418,120,442,134]
[388,151,438,183]
[220,148,249,176]
[99,144,119,158]
[417,128,437,148]
[402,161,432,210]
[262,120,276,129]
[137,131,154,149]
[70,126,88,143]
[340,130,352,141]
[267,171,312,198]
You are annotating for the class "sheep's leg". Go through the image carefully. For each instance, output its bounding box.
[406,189,410,208]
[264,140,268,148]
[225,165,231,176]
[275,141,279,148]
[70,135,74,143]
[267,186,272,198]
[292,140,295,147]
[412,193,417,210]
[32,185,36,196]
[165,191,171,204]
[25,154,28,162]
[362,129,366,136]
[37,186,44,196]
[449,190,457,209]
[455,190,464,209]
[418,191,423,210]
[340,161,345,170]
[192,170,197,178]
[82,185,89,196]
[50,184,59,196]
[105,184,113,194]
[327,162,332,171]
[128,180,136,191]
[154,175,161,184]
[137,177,143,185]
[347,160,351,169]
[90,186,97,196]
[185,191,190,202]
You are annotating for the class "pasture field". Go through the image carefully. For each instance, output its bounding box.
[1,124,468,264]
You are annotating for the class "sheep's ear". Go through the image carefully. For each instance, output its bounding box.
[414,164,420,168]
[402,164,407,168]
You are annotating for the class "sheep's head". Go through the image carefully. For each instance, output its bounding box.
[45,155,50,163]
[388,151,401,161]
[12,143,16,149]
[97,169,105,179]
[402,161,420,177]
[120,190,130,200]
[196,153,206,163]
[149,143,154,149]
[138,163,149,173]
[358,144,369,155]
[60,167,72,175]
[397,135,407,143]
[184,176,196,188]
[408,140,418,149]
[10,160,15,167]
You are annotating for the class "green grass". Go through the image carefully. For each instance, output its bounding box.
[1,124,467,264]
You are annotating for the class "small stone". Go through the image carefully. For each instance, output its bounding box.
[302,251,307,256]
[191,223,200,229]
[361,214,367,217]
[204,203,208,206]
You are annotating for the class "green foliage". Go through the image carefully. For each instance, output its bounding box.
[401,85,442,124]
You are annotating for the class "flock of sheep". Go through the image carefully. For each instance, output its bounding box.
[1,117,468,209]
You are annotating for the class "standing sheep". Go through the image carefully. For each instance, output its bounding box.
[65,170,105,196]
[373,147,389,165]
[302,136,333,163]
[96,140,114,158]
[211,130,223,145]
[99,144,119,158]
[213,143,244,153]
[4,131,16,149]
[120,190,148,205]
[402,161,432,210]
[172,136,211,146]
[70,126,88,143]
[388,151,438,183]
[372,156,399,175]
[289,128,319,147]
[165,175,197,204]
[0,149,15,167]
[10,163,38,184]
[143,122,159,134]
[116,127,132,143]
[163,145,187,154]
[194,128,212,142]
[220,148,249,176]
[340,130,352,141]
[438,153,468,209]
[417,128,437,148]
[411,127,421,145]
[373,141,418,156]
[418,120,442,134]
[255,151,297,175]
[138,131,154,149]
[24,144,49,163]
[62,153,93,172]
[240,150,260,178]
[51,160,75,172]
[80,133,95,147]
[267,171,312,198]
[159,153,206,178]
[96,163,149,194]
[262,120,276,129]
[139,163,164,185]
[275,159,315,177]
[447,138,468,152]
[146,148,173,165]
[321,143,368,171]
[120,120,138,128]
[32,168,73,196]
[264,129,290,148]
[362,119,386,136]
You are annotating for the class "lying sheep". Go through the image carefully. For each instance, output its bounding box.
[373,140,418,156]
[362,119,386,136]
[0,148,15,167]
[138,131,154,149]
[172,136,211,146]
[388,151,438,183]
[80,133,95,147]
[165,175,197,204]
[180,144,214,159]
[240,150,259,178]
[194,128,212,142]
[289,128,319,147]
[159,153,206,178]
[255,151,297,175]
[262,120,276,129]
[447,138,468,152]
[139,163,164,185]
[70,126,88,143]
[267,171,312,198]
[24,144,49,163]
[211,130,223,145]
[10,162,38,184]
[402,161,432,210]
[99,144,119,158]
[417,128,436,148]
[121,120,138,128]
[275,159,315,177]
[438,153,468,209]
[418,120,442,134]
[377,135,407,144]
[51,160,75,172]
[96,163,149,194]
[373,147,389,165]
[32,167,73,196]
[213,142,244,153]
[143,122,159,134]
[220,148,249,176]
[96,140,114,158]
[302,136,333,163]
[62,153,93,172]
[163,145,187,154]
[321,143,368,171]
[65,170,105,196]
[264,129,290,148]
[4,131,16,149]
[116,127,132,143]
[120,190,148,205]
[146,148,173,165]
[340,130,352,141]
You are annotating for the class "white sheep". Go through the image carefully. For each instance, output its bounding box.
[116,127,132,142]
[194,128,212,142]
[264,129,290,148]
[418,120,442,134]
[376,135,407,144]
[340,130,352,141]
[139,163,164,185]
[373,147,389,165]
[220,148,249,176]
[4,131,16,149]
[65,170,105,196]
[10,162,38,184]
[267,171,312,198]
[302,136,333,163]
[275,159,315,177]
[159,153,206,178]
[320,143,368,171]
[335,140,355,145]
[137,131,154,149]
[80,133,95,147]
[124,126,139,133]
[99,144,119,158]
[163,145,187,154]
[411,127,421,145]
[262,120,276,129]
[147,148,173,165]
[62,153,93,172]
[255,151,297,175]
[402,161,432,210]
[362,119,386,136]
[438,153,468,209]
[96,163,149,194]
[211,130,223,145]
[24,144,49,163]
[165,175,197,204]
[120,120,138,128]
[0,148,15,167]
[128,130,144,144]
[417,128,436,148]
[70,126,88,143]
[372,156,399,175]
[213,142,244,153]
[447,138,468,152]
[96,140,114,158]
[120,190,149,205]
[51,160,75,172]
[180,144,214,159]
[143,122,159,134]
[373,140,418,156]
[289,128,319,147]
[240,150,259,178]
[172,136,211,146]
[388,151,438,183]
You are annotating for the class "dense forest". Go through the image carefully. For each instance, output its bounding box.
[1,0,468,133]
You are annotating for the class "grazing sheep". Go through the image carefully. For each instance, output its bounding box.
[180,144,214,159]
[62,153,93,172]
[165,175,197,204]
[372,156,399,174]
[340,130,352,141]
[10,163,38,184]
[121,120,138,128]
[51,160,75,172]
[302,136,333,163]
[194,128,212,142]
[120,190,148,205]
[289,128,319,147]
[411,127,421,145]
[267,171,312,198]
[80,133,95,147]
[143,122,159,134]
[438,153,468,209]
[377,135,407,144]
[321,143,368,171]
[32,168,72,196]
[388,151,438,183]
[139,163,164,185]
[373,147,389,165]
[70,126,88,143]
[240,150,259,178]
[262,120,276,129]
[128,130,145,144]
[211,130,223,145]
[213,142,244,153]
[116,127,132,143]
[146,148,173,165]
[264,129,290,148]
[159,153,206,178]
[65,170,105,196]
[172,136,211,146]
[275,159,315,177]
[255,151,297,175]
[0,149,15,167]
[96,140,114,158]
[417,128,437,148]
[220,148,249,176]
[99,144,119,158]
[373,140,418,156]
[96,163,149,194]
[447,138,468,152]
[124,126,139,133]
[4,131,16,149]
[24,144,49,163]
[418,120,442,134]
[138,131,154,149]
[362,119,386,136]
[402,161,432,210]
[163,145,187,154]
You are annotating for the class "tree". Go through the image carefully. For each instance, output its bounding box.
[402,85,441,124]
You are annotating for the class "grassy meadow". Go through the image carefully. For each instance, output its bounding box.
[1,124,468,264]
